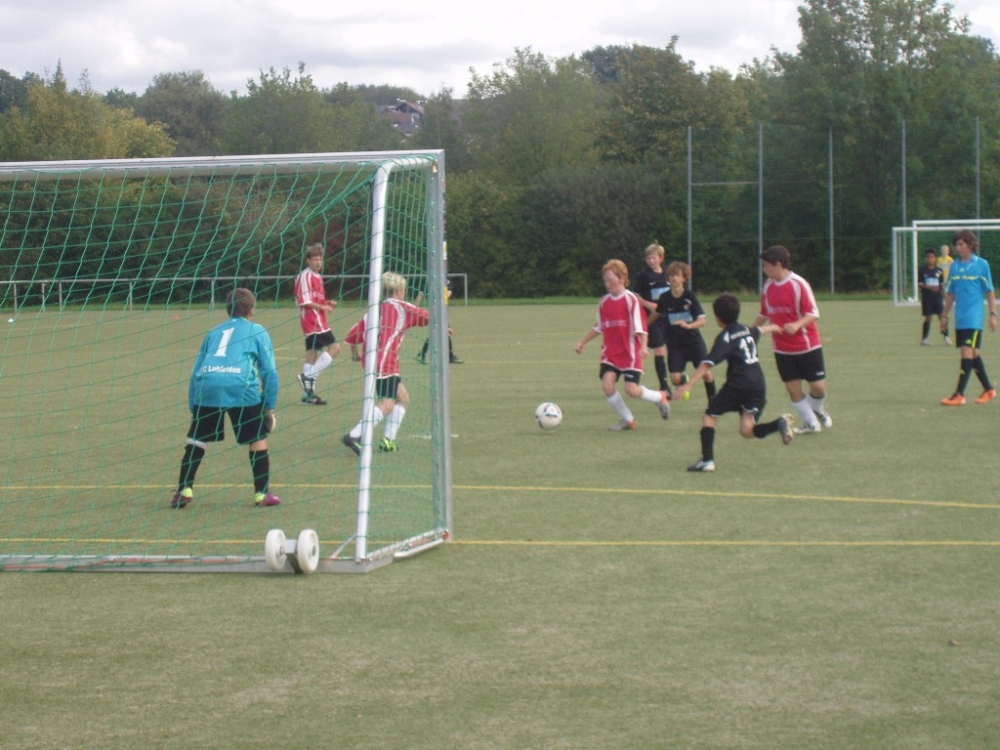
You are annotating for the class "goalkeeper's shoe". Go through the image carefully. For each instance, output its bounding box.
[342,433,362,456]
[686,459,716,472]
[940,393,966,406]
[170,487,193,509]
[378,437,398,452]
[253,492,280,508]
[305,394,327,406]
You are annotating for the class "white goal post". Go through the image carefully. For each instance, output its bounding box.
[891,219,1000,305]
[0,150,452,574]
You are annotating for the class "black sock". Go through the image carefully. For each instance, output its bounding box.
[922,320,930,339]
[753,420,780,438]
[973,356,993,390]
[655,356,668,392]
[178,443,205,491]
[956,359,973,395]
[420,339,429,359]
[249,450,269,494]
[705,380,717,399]
[700,426,715,461]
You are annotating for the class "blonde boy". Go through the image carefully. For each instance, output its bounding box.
[575,259,671,430]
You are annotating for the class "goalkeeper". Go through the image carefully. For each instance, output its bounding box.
[171,288,281,509]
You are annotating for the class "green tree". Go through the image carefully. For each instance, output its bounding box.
[464,48,601,184]
[410,88,472,173]
[135,71,229,156]
[0,64,174,161]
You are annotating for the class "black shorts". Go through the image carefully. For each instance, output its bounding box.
[375,375,401,400]
[955,329,983,349]
[304,330,337,351]
[921,297,943,316]
[646,317,667,349]
[774,348,827,384]
[188,402,268,445]
[600,363,641,384]
[667,337,709,373]
[706,382,765,419]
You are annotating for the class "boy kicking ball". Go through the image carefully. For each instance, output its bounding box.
[675,293,793,472]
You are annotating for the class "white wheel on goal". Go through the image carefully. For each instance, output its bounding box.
[295,529,321,575]
[264,528,287,572]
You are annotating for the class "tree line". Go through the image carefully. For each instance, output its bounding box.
[2,0,999,296]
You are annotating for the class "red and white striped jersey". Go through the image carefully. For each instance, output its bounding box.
[294,267,330,335]
[759,272,822,354]
[592,290,647,372]
[345,298,429,378]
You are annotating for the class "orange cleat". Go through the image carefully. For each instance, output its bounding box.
[941,394,966,406]
[975,389,997,404]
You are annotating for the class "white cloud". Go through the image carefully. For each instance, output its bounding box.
[0,0,996,96]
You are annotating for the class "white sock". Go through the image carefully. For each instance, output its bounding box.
[384,405,406,440]
[638,386,663,404]
[606,392,634,421]
[311,351,333,377]
[806,393,826,413]
[350,408,385,439]
[302,363,314,378]
[792,398,819,427]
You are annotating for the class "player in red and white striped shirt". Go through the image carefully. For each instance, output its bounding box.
[341,273,430,454]
[294,244,340,405]
[575,259,672,431]
[751,244,832,434]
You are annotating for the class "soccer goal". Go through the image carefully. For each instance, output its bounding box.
[0,151,452,573]
[891,219,1000,305]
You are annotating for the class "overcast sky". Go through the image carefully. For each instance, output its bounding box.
[2,0,999,98]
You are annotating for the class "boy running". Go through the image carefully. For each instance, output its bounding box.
[574,259,671,430]
[676,293,793,472]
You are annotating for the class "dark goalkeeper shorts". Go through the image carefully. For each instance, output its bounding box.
[188,402,268,445]
[921,296,943,316]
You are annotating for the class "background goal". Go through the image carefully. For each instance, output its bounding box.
[0,151,451,573]
[891,219,1000,305]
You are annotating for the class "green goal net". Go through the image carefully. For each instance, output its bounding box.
[0,151,452,573]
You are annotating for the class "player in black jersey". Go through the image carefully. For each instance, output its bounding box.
[918,247,950,346]
[631,242,671,393]
[675,293,794,472]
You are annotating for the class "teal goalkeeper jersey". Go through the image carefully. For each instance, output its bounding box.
[946,255,994,330]
[188,317,279,411]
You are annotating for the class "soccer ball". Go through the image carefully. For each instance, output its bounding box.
[535,402,562,430]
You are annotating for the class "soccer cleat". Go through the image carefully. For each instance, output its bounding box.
[687,459,716,472]
[253,492,280,507]
[296,373,311,399]
[608,418,636,431]
[921,338,931,346]
[657,392,671,420]
[944,336,953,346]
[940,393,966,406]
[305,394,327,406]
[170,487,193,509]
[342,433,362,455]
[975,388,997,404]
[378,437,398,452]
[793,422,822,435]
[813,407,833,428]
[778,413,795,445]
[449,356,464,364]
[416,353,426,364]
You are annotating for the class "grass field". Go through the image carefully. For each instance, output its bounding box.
[3,299,1000,749]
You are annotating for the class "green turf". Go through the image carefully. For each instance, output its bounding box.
[2,300,1000,749]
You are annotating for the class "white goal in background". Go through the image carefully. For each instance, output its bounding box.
[891,220,1000,305]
